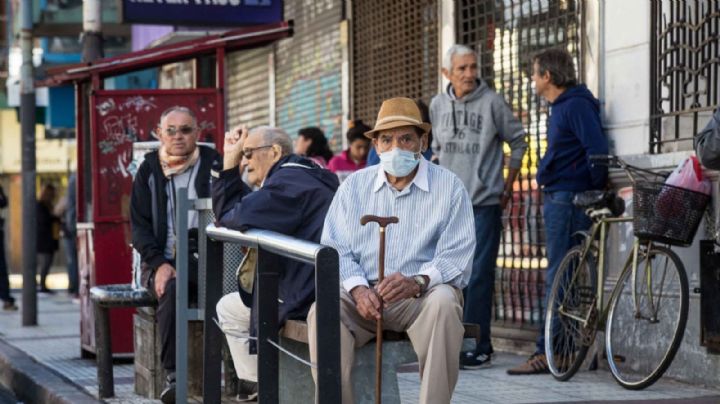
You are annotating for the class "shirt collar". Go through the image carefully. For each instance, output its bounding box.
[373,156,429,193]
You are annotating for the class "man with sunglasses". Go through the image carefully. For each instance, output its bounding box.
[211,125,339,402]
[130,106,221,403]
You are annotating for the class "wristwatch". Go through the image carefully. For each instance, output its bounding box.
[413,275,427,298]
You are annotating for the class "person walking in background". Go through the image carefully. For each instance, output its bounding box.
[55,173,78,299]
[0,184,17,311]
[430,44,528,370]
[37,184,59,294]
[327,120,371,182]
[507,47,608,375]
[294,127,334,168]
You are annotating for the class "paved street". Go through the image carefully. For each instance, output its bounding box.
[0,291,719,403]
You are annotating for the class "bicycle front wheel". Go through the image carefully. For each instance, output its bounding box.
[605,245,688,390]
[545,245,597,381]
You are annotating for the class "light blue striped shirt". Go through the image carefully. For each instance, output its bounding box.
[321,157,476,293]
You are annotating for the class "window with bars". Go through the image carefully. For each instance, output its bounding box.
[351,0,439,124]
[456,0,583,329]
[650,0,720,154]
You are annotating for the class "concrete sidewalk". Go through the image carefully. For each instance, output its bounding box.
[1,291,719,403]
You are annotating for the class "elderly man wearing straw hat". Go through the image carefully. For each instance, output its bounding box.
[307,97,476,404]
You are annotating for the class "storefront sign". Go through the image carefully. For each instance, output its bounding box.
[123,0,282,26]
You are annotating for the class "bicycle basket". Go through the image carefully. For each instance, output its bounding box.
[633,182,710,247]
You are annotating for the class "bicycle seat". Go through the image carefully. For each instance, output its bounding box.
[573,191,626,217]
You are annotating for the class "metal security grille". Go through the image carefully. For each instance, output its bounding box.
[275,0,343,151]
[352,0,439,124]
[226,46,272,130]
[456,0,583,329]
[650,0,720,154]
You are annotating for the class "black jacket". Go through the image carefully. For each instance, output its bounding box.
[212,154,339,350]
[130,146,221,287]
[37,201,59,253]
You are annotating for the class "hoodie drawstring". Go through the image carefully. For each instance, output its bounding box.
[464,103,468,126]
[452,101,457,135]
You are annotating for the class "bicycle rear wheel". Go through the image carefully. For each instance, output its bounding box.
[545,245,597,381]
[605,245,688,390]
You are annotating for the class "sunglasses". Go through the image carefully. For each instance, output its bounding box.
[242,145,274,160]
[164,126,196,136]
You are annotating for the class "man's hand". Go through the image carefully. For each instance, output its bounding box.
[223,125,248,170]
[501,190,511,210]
[350,286,382,321]
[376,273,419,304]
[154,263,176,299]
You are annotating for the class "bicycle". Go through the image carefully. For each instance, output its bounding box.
[544,155,709,390]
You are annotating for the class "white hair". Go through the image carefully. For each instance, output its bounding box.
[443,44,477,72]
[249,126,293,156]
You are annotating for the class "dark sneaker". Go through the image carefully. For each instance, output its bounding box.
[460,351,492,369]
[160,372,176,403]
[2,300,18,311]
[236,378,258,402]
[507,353,549,375]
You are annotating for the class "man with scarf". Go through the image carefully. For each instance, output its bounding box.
[212,125,339,402]
[130,106,220,404]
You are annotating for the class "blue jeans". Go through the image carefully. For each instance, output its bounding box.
[536,190,592,354]
[464,204,502,355]
[63,235,78,295]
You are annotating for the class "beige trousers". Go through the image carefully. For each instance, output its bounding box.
[307,284,464,404]
[216,293,258,382]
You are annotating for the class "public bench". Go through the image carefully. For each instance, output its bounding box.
[89,284,158,398]
[277,319,480,404]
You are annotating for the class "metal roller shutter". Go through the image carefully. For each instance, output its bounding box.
[456,0,583,329]
[274,1,343,151]
[352,0,439,125]
[226,46,272,130]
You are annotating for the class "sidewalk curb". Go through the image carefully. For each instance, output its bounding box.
[0,338,101,404]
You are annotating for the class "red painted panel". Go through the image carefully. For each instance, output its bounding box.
[79,89,224,355]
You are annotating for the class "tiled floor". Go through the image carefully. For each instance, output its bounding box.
[1,291,720,404]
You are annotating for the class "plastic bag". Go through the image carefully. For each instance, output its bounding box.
[665,156,711,195]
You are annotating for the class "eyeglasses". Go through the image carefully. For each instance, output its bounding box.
[242,145,274,160]
[164,126,196,137]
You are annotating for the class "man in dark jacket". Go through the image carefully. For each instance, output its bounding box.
[213,125,338,402]
[130,106,220,403]
[695,108,720,169]
[0,184,16,310]
[508,48,608,375]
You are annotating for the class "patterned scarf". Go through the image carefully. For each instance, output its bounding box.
[159,146,200,178]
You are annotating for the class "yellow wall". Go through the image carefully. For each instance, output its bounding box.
[0,109,76,174]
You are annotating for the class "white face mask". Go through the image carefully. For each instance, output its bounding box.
[379,148,421,177]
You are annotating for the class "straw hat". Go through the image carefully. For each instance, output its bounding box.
[364,97,432,139]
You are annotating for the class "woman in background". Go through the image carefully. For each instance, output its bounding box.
[327,120,371,182]
[294,127,334,168]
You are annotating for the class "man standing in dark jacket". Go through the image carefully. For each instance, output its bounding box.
[212,125,338,402]
[508,48,608,375]
[130,106,220,403]
[0,184,16,310]
[694,108,720,169]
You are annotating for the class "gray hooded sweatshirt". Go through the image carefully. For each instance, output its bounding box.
[430,80,528,206]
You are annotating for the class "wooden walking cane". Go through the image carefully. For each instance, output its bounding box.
[360,215,399,404]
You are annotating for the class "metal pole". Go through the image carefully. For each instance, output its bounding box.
[20,0,37,326]
[175,188,189,404]
[81,0,103,62]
